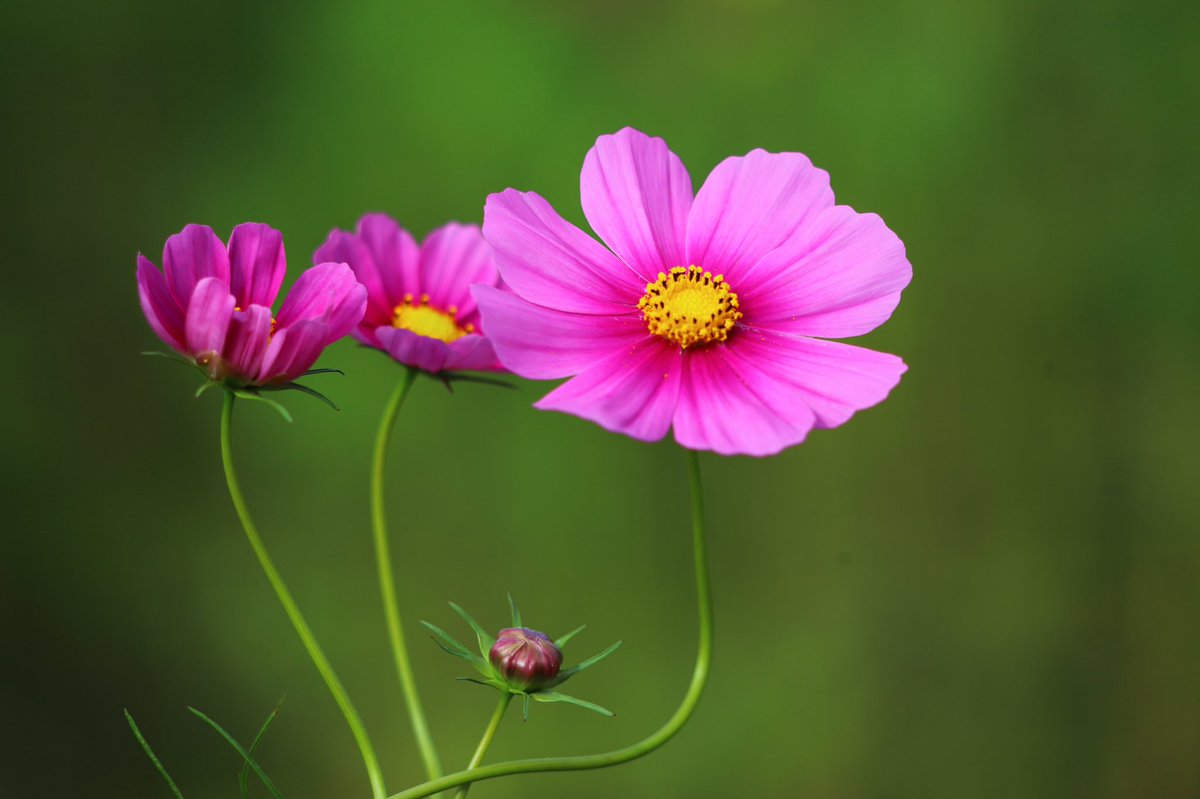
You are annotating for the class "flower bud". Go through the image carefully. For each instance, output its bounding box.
[489,627,563,691]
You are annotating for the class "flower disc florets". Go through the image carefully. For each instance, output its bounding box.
[489,627,563,691]
[638,266,742,349]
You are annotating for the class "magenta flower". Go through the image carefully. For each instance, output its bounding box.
[474,128,912,456]
[137,223,366,386]
[314,214,504,374]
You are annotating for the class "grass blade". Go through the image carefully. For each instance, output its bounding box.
[187,707,284,799]
[239,699,284,799]
[124,709,185,799]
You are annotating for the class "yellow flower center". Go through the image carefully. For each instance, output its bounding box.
[392,293,473,343]
[637,266,742,349]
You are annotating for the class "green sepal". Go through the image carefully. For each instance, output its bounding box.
[449,601,495,658]
[523,693,530,721]
[124,709,185,799]
[187,707,285,799]
[531,691,614,717]
[421,620,488,673]
[195,381,221,398]
[436,372,518,393]
[555,624,587,648]
[457,676,508,692]
[257,380,340,411]
[231,389,293,423]
[142,350,198,369]
[550,640,622,687]
[240,698,284,799]
[302,368,344,377]
[507,593,522,627]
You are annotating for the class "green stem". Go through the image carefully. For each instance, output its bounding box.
[388,448,713,799]
[371,368,443,783]
[220,391,387,799]
[453,695,512,799]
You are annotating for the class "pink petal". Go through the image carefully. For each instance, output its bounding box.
[473,284,646,379]
[672,345,817,456]
[222,304,274,382]
[184,276,235,359]
[734,330,907,430]
[275,262,366,339]
[419,223,498,317]
[314,229,393,327]
[137,255,186,351]
[738,206,911,338]
[375,326,450,373]
[259,319,332,383]
[164,224,231,307]
[580,127,692,276]
[444,334,504,372]
[483,188,645,314]
[685,150,833,281]
[535,340,682,442]
[228,223,286,309]
[357,213,420,306]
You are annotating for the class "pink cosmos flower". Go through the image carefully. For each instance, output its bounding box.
[137,223,366,385]
[474,127,912,456]
[314,214,504,374]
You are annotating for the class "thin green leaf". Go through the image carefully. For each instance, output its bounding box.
[187,707,284,799]
[302,368,344,377]
[552,640,623,686]
[449,601,495,657]
[531,691,614,717]
[232,390,293,423]
[124,709,185,799]
[522,693,530,721]
[555,624,586,648]
[263,381,339,411]
[239,699,284,799]
[507,593,522,627]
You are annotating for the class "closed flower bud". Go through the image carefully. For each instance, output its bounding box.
[489,627,563,691]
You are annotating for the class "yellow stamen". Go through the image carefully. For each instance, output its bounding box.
[637,266,742,349]
[392,294,470,343]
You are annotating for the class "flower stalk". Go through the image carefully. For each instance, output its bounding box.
[220,391,387,799]
[372,368,443,782]
[388,448,713,799]
[454,694,512,799]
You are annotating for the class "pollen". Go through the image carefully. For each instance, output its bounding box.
[637,266,742,349]
[393,293,473,343]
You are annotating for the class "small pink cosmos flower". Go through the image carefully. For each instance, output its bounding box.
[314,214,505,374]
[474,127,912,456]
[137,223,366,385]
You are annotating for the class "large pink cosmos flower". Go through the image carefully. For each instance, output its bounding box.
[137,223,366,385]
[474,128,912,456]
[314,214,504,374]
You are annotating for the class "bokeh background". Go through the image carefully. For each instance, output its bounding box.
[3,1,1197,797]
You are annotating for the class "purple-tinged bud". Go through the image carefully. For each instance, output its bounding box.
[489,627,563,691]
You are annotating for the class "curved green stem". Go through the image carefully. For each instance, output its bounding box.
[220,391,387,799]
[372,368,443,782]
[453,695,512,799]
[388,448,713,799]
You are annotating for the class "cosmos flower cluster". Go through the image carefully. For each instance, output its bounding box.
[139,128,911,456]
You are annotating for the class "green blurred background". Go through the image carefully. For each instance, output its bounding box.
[3,0,1197,796]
